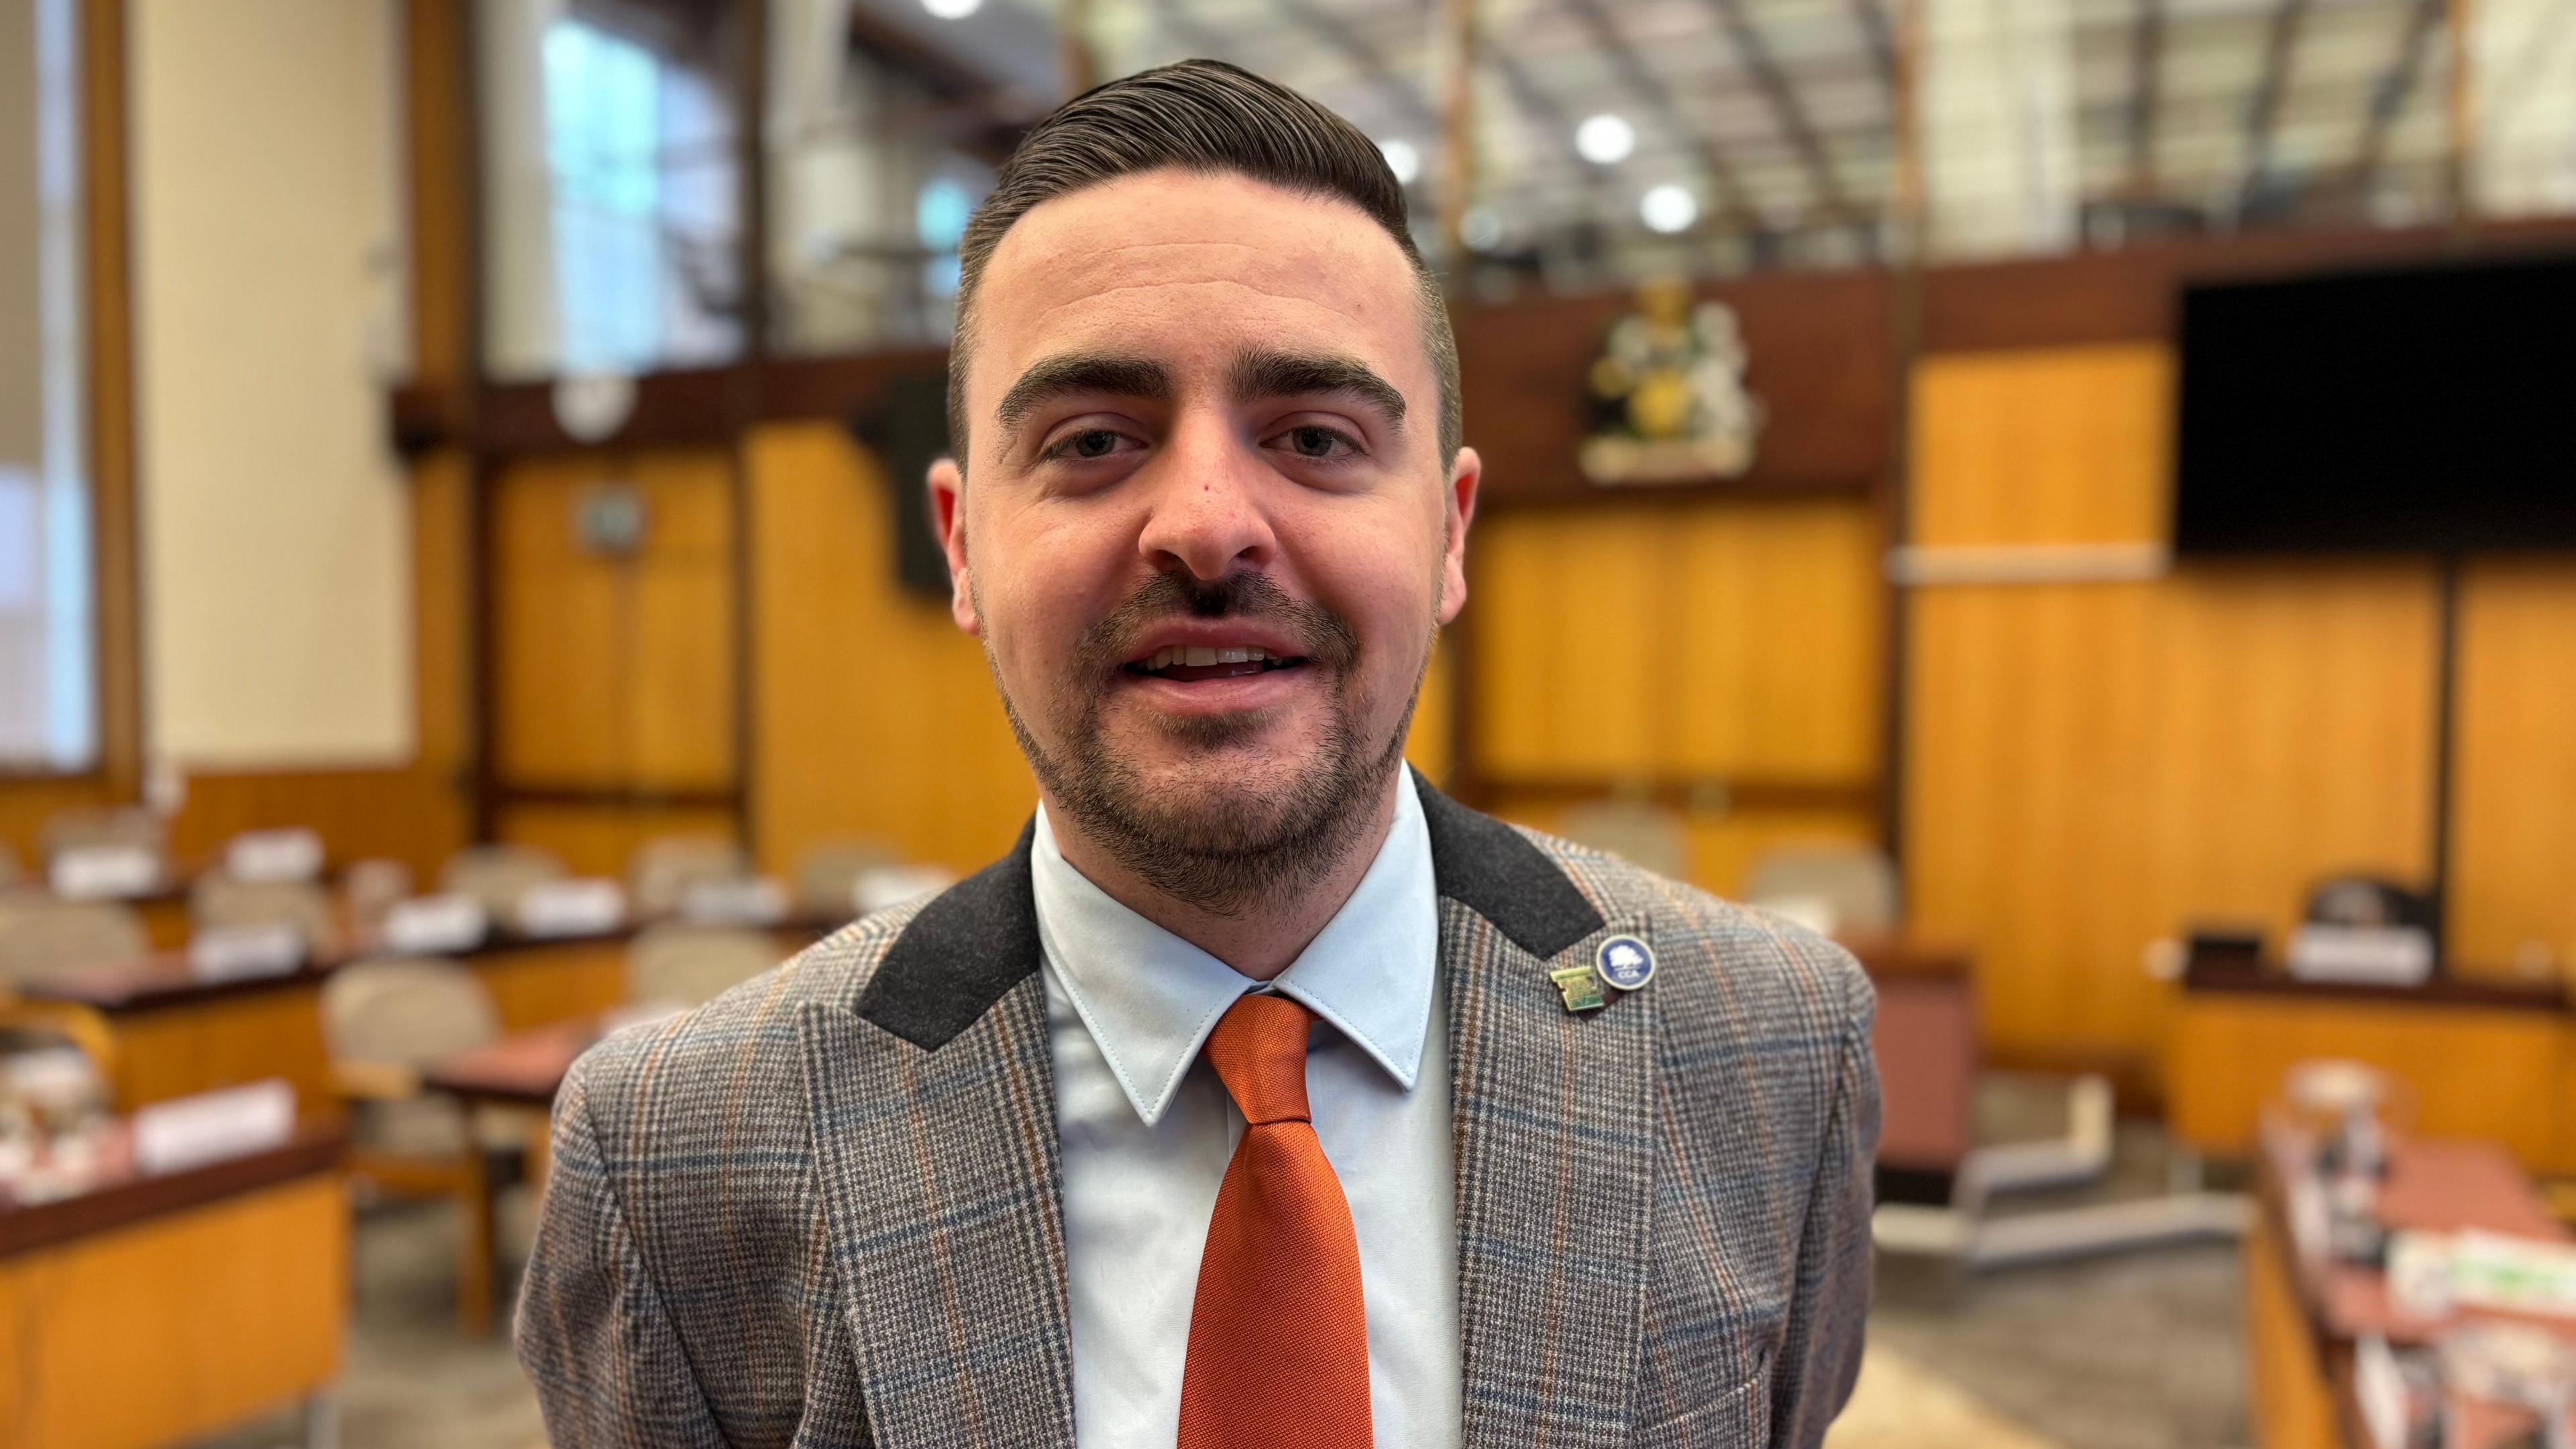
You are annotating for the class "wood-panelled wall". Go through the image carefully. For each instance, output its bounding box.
[1904,342,2576,1087]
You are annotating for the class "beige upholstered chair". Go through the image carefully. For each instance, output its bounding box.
[629,835,751,918]
[1742,845,1899,936]
[39,805,164,863]
[792,839,901,920]
[628,924,780,1009]
[191,873,339,955]
[437,843,566,920]
[0,898,151,987]
[322,956,513,1333]
[1554,798,1693,882]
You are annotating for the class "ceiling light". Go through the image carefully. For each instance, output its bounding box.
[1640,184,1699,234]
[1461,206,1504,251]
[1379,139,1421,186]
[922,0,981,17]
[1575,113,1635,166]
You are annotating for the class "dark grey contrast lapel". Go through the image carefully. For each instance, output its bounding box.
[801,824,1078,1449]
[1419,774,1664,1449]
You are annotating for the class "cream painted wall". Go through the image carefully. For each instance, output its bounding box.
[129,0,413,767]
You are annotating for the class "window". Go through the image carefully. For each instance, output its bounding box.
[0,0,94,769]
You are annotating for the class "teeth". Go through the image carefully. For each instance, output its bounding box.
[1216,647,1250,664]
[1184,646,1218,667]
[1138,644,1281,672]
[1248,647,1267,662]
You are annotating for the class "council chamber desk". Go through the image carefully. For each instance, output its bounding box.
[2167,955,2576,1177]
[0,1120,347,1449]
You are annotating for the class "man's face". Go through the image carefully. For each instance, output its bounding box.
[931,168,1478,907]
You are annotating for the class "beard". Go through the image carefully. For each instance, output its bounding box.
[985,569,1425,916]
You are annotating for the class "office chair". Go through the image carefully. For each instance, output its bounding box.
[629,835,751,919]
[322,956,517,1334]
[191,873,339,955]
[627,924,781,1009]
[1553,797,1693,882]
[437,843,567,921]
[792,838,902,921]
[1743,844,1899,935]
[0,898,152,988]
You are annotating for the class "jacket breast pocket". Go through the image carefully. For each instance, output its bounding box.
[1634,1370,1770,1449]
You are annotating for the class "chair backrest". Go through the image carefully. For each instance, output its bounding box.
[627,924,780,1010]
[191,874,337,952]
[792,839,902,918]
[1741,844,1899,936]
[1554,798,1693,882]
[0,898,151,987]
[321,957,500,1068]
[339,858,414,938]
[629,835,751,918]
[437,843,567,918]
[40,806,164,864]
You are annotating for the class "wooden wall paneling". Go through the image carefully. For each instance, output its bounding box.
[469,938,629,1032]
[1486,794,1879,899]
[81,0,142,797]
[0,1173,344,1449]
[1469,499,1882,787]
[745,423,1034,878]
[1904,347,2440,1089]
[2448,559,2576,975]
[492,451,737,791]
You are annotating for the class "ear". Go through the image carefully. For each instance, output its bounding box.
[928,457,979,635]
[1437,445,1480,625]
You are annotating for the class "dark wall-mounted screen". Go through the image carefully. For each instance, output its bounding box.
[2174,254,2576,553]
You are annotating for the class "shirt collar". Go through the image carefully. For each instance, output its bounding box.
[1030,777,1441,1127]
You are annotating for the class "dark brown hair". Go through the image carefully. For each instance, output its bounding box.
[948,59,1460,468]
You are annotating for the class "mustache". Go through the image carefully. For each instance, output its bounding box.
[1072,570,1359,675]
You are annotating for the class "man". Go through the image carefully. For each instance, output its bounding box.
[518,59,1876,1449]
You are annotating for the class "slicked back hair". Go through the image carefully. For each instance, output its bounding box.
[947,59,1460,472]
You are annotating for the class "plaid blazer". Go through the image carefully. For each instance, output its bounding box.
[517,774,1878,1448]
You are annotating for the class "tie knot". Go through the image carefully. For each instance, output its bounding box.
[1202,993,1316,1126]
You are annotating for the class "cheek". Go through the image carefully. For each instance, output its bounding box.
[979,508,1132,672]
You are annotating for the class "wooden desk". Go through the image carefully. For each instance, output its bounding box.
[0,1120,348,1449]
[1841,932,1978,1177]
[24,920,836,1115]
[2248,1130,2576,1449]
[2169,961,2576,1175]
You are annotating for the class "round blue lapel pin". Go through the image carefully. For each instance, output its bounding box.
[1596,934,1656,992]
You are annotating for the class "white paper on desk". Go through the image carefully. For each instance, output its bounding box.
[2450,1230,2576,1318]
[225,827,324,883]
[188,922,306,981]
[678,875,788,927]
[2352,1336,2409,1449]
[2286,924,2434,985]
[382,893,489,954]
[517,878,627,938]
[133,1079,295,1175]
[50,845,161,900]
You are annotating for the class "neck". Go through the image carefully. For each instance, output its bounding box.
[1042,766,1407,981]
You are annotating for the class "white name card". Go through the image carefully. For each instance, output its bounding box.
[225,827,324,883]
[517,878,627,938]
[2286,924,2435,987]
[187,922,307,981]
[133,1079,296,1175]
[50,845,162,900]
[678,875,788,927]
[382,894,489,955]
[853,865,957,917]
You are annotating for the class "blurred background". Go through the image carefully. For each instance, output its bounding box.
[5,0,2576,1445]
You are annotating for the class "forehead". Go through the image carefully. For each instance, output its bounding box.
[969,168,1428,403]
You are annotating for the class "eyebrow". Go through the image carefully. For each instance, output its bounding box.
[1229,349,1408,434]
[994,354,1173,436]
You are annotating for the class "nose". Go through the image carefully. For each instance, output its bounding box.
[1136,413,1279,582]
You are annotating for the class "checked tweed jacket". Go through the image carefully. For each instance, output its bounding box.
[516,774,1880,1448]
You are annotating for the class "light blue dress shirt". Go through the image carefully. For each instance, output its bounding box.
[1031,781,1462,1449]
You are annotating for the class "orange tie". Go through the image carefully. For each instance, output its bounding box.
[1176,993,1373,1449]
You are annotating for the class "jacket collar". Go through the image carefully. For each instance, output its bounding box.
[854,768,1605,1050]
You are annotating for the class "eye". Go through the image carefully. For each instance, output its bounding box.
[1042,427,1136,463]
[1274,425,1360,461]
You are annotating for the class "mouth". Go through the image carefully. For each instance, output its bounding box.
[1120,643,1313,685]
